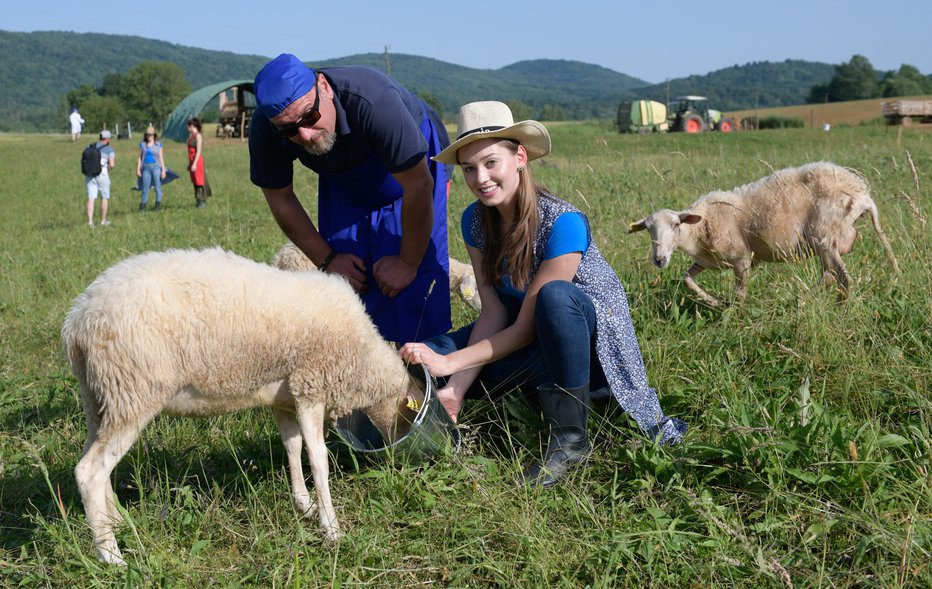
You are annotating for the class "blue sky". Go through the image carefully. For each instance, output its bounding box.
[6,0,930,84]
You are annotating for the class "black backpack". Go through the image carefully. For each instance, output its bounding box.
[80,143,103,177]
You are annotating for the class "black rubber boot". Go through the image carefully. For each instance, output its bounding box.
[522,384,590,488]
[154,201,161,211]
[195,186,206,208]
[138,202,146,212]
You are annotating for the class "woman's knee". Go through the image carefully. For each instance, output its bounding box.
[536,281,592,318]
[537,280,574,306]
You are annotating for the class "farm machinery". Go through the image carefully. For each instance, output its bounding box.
[881,100,932,125]
[667,96,734,133]
[617,95,735,133]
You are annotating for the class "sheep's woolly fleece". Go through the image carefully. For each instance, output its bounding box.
[62,247,409,426]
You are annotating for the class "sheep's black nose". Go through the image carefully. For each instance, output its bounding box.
[653,256,664,267]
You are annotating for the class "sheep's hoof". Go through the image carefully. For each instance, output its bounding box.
[295,495,318,519]
[324,528,344,544]
[97,544,126,566]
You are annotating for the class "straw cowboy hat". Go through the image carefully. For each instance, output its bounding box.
[433,101,551,165]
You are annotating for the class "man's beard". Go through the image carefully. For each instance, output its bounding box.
[302,131,337,156]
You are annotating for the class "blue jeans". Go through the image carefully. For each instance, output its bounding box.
[423,281,608,400]
[140,163,163,204]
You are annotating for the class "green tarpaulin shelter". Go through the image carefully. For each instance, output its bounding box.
[163,80,254,142]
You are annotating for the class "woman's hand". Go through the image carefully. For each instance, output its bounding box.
[399,342,455,377]
[435,385,465,423]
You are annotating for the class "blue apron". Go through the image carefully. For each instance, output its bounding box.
[317,105,451,343]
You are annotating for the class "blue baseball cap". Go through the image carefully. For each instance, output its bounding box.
[254,54,317,119]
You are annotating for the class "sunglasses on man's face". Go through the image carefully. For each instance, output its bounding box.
[273,79,322,138]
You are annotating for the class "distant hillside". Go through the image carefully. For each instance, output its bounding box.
[316,54,650,119]
[0,30,269,131]
[629,60,837,111]
[0,30,837,132]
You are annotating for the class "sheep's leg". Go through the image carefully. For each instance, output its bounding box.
[75,423,144,566]
[294,401,342,542]
[684,263,720,307]
[271,408,317,518]
[731,258,752,303]
[819,248,850,303]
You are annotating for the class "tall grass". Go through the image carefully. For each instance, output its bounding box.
[1,125,929,587]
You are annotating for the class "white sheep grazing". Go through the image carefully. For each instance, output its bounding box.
[63,247,421,565]
[628,162,900,306]
[273,242,481,312]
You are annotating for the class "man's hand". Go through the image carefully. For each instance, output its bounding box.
[373,255,418,298]
[325,253,368,293]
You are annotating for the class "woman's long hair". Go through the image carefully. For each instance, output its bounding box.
[475,140,544,290]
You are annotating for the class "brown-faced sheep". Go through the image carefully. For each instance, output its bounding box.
[63,247,421,565]
[628,162,900,306]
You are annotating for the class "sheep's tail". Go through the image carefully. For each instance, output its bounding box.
[868,200,901,275]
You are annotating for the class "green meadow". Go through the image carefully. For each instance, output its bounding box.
[1,124,929,587]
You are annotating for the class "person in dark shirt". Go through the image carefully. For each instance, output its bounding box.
[250,54,451,343]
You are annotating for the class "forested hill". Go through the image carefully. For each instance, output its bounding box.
[630,60,838,111]
[1,30,835,131]
[0,31,270,131]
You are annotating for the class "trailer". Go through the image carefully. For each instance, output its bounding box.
[216,86,255,138]
[882,100,932,125]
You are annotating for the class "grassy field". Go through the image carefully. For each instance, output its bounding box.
[1,123,929,587]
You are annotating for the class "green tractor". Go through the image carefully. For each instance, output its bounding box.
[667,95,734,133]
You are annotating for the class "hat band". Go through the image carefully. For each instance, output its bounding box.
[456,125,505,140]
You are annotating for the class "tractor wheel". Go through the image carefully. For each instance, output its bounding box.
[716,118,734,133]
[682,114,703,133]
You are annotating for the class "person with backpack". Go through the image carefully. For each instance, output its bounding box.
[136,126,167,211]
[82,130,116,227]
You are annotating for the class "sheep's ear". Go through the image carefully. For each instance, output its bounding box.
[627,218,647,233]
[680,213,702,225]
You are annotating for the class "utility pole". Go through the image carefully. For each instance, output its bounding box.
[383,45,391,76]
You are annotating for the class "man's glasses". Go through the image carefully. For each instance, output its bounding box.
[272,79,321,138]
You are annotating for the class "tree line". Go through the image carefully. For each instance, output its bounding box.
[59,54,932,135]
[63,61,191,135]
[807,55,932,103]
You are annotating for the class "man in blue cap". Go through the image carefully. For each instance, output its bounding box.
[250,54,451,343]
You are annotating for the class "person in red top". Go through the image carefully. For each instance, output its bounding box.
[186,117,210,208]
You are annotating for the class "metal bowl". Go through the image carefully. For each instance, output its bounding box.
[330,364,461,464]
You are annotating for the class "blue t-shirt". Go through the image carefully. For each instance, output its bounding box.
[461,202,589,297]
[140,141,162,165]
[250,65,429,189]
